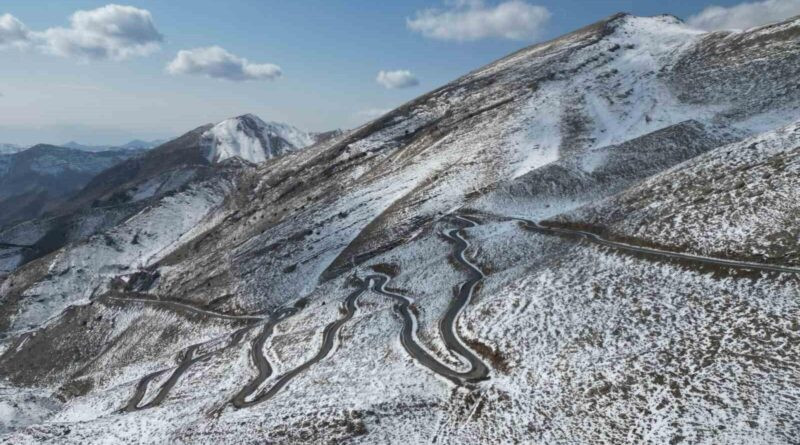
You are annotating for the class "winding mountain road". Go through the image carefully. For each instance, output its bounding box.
[369,273,489,385]
[230,307,302,408]
[123,321,264,411]
[232,283,369,407]
[231,215,493,405]
[438,215,491,379]
[224,211,799,407]
[118,208,800,412]
[365,214,491,385]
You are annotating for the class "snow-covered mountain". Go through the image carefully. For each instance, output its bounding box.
[201,114,314,163]
[2,13,800,444]
[0,114,314,279]
[0,114,316,278]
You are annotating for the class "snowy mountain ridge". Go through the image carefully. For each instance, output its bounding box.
[201,114,314,164]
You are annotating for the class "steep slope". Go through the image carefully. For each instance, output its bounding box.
[69,114,311,211]
[2,13,800,444]
[0,129,223,280]
[202,114,314,163]
[554,119,800,266]
[469,119,739,218]
[150,13,800,313]
[0,126,215,281]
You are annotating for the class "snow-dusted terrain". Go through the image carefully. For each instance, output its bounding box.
[555,119,800,266]
[2,13,800,444]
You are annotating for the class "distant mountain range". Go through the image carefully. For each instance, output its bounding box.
[0,139,167,155]
[0,121,317,229]
[62,139,168,152]
[0,114,337,272]
[2,127,342,157]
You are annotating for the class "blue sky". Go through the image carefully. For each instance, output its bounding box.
[0,0,796,145]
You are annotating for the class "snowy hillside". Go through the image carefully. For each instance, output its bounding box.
[2,13,800,444]
[555,119,800,266]
[201,114,314,163]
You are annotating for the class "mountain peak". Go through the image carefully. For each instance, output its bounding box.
[603,12,684,26]
[237,113,263,122]
[201,114,313,164]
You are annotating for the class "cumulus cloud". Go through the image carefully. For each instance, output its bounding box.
[0,13,31,48]
[39,4,162,60]
[0,5,162,60]
[376,70,419,89]
[687,0,800,30]
[407,0,551,41]
[167,46,282,82]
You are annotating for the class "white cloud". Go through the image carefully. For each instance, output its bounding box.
[376,70,419,89]
[167,46,282,82]
[0,5,162,60]
[39,4,162,60]
[687,0,800,30]
[407,0,551,41]
[0,13,30,48]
